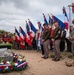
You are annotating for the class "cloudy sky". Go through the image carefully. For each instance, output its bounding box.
[0,0,74,33]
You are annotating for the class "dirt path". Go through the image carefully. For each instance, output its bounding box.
[0,50,74,75]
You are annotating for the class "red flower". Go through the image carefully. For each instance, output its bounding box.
[1,66,5,70]
[9,66,13,70]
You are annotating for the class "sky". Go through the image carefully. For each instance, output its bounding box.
[0,0,74,33]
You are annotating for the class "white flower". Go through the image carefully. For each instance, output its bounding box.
[5,66,8,70]
[6,61,10,64]
[0,62,4,64]
[14,63,18,66]
[18,59,22,62]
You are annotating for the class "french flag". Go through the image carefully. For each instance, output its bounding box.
[26,21,32,46]
[62,7,69,29]
[19,27,26,41]
[72,3,74,13]
[64,22,70,38]
[28,19,37,33]
[37,21,43,33]
[43,14,48,26]
[63,7,69,22]
[37,21,43,46]
[28,19,37,39]
[52,15,66,30]
[48,15,53,25]
[15,28,20,41]
[62,7,70,38]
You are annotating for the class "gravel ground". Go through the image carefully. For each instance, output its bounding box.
[0,50,74,75]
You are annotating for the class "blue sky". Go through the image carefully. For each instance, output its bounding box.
[0,0,74,33]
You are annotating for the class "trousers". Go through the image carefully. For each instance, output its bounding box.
[54,39,60,59]
[43,39,50,57]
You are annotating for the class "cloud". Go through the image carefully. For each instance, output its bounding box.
[0,0,74,33]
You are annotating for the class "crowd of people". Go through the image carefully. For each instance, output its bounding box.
[32,21,74,61]
[0,32,12,44]
[0,21,74,61]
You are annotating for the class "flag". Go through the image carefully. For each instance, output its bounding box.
[37,21,43,40]
[63,7,68,17]
[28,19,37,38]
[62,7,70,37]
[62,7,69,21]
[52,15,66,30]
[37,21,43,32]
[72,3,74,13]
[19,27,26,41]
[64,22,68,30]
[43,14,48,26]
[15,28,20,41]
[19,27,25,37]
[25,21,32,46]
[49,15,52,24]
[28,19,37,33]
[28,20,35,42]
[64,22,70,38]
[37,21,43,47]
[48,15,53,25]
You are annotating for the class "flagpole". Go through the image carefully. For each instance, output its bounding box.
[68,5,72,26]
[64,14,65,22]
[63,7,66,22]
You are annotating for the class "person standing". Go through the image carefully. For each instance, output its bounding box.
[53,21,62,61]
[20,41,25,50]
[32,36,37,50]
[42,23,50,59]
[35,30,41,51]
[37,22,44,57]
[65,23,71,52]
[69,26,74,55]
[60,29,66,52]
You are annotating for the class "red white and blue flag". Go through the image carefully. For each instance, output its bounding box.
[37,21,43,33]
[25,21,32,46]
[52,15,66,30]
[15,28,20,41]
[62,7,70,38]
[72,3,74,13]
[63,6,69,22]
[19,27,26,42]
[19,27,25,42]
[48,15,53,25]
[43,14,48,26]
[28,19,37,33]
[28,19,37,39]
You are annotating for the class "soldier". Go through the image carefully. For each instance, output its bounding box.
[42,23,50,59]
[69,26,74,55]
[53,21,62,61]
[60,29,66,52]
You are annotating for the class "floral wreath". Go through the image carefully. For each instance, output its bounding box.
[0,53,27,73]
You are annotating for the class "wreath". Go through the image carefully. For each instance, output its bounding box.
[0,53,27,73]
